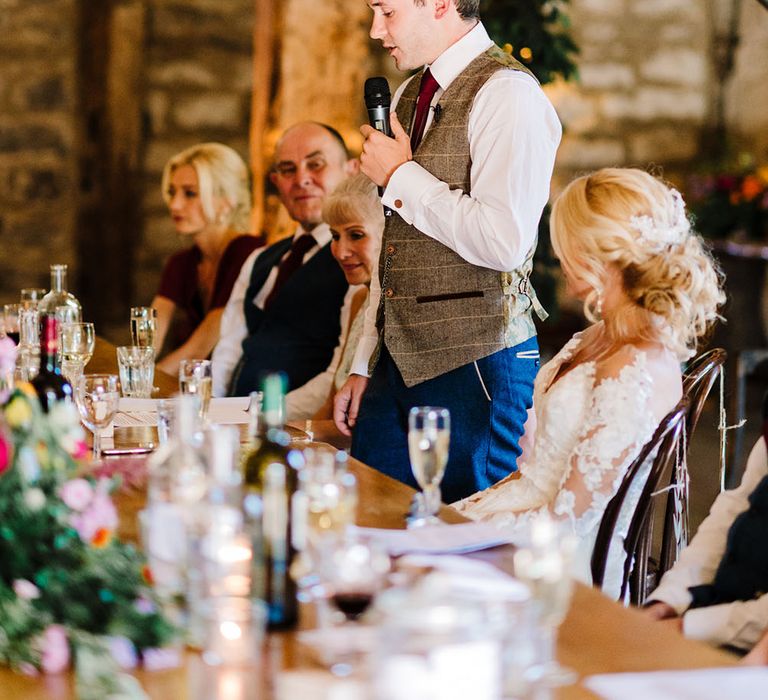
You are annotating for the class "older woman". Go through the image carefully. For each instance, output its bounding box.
[152,143,264,375]
[455,168,724,598]
[313,174,384,418]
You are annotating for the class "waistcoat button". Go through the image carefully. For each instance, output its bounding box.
[386,244,396,255]
[385,288,394,298]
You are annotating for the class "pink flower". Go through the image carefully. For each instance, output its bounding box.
[71,440,89,460]
[0,433,10,476]
[39,625,70,674]
[107,636,138,670]
[60,478,94,512]
[69,489,118,543]
[13,579,40,600]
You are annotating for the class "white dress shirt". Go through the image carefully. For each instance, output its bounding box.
[212,223,357,419]
[350,22,562,377]
[649,439,768,650]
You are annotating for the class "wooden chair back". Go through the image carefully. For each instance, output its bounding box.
[591,398,689,605]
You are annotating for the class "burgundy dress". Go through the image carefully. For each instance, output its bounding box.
[156,234,265,351]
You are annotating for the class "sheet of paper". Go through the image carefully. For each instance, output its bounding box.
[114,397,251,427]
[353,522,518,556]
[585,667,768,700]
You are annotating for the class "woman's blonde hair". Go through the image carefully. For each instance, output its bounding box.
[322,173,385,234]
[161,143,252,231]
[550,167,725,360]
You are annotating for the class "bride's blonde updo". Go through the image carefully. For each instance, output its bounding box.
[550,167,725,360]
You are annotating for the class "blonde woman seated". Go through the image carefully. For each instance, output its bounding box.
[152,143,264,376]
[311,174,384,419]
[454,168,724,599]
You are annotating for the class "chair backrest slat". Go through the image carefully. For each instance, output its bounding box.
[591,398,689,602]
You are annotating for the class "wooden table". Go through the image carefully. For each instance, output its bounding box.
[0,341,738,698]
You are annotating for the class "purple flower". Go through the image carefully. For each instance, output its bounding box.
[142,646,182,671]
[107,636,138,670]
[134,596,156,615]
[59,478,94,512]
[39,625,70,674]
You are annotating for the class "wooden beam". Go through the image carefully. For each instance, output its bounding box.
[249,0,278,237]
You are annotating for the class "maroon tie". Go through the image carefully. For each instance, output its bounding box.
[410,68,440,151]
[263,233,317,309]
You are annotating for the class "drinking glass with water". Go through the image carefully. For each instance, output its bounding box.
[116,345,155,398]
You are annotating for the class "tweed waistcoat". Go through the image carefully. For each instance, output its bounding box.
[376,46,546,387]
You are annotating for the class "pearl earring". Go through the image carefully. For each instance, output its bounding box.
[595,289,604,318]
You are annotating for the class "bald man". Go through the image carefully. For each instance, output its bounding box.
[212,122,359,415]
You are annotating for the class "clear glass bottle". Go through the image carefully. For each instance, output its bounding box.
[39,264,82,322]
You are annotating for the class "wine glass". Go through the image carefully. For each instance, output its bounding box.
[60,322,95,385]
[76,374,119,461]
[513,516,577,688]
[407,406,450,525]
[2,304,21,345]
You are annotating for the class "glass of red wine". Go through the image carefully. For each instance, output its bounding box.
[326,539,390,622]
[3,304,21,345]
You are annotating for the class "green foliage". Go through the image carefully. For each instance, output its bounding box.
[0,387,174,673]
[480,0,579,85]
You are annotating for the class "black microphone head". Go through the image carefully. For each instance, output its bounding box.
[364,77,391,108]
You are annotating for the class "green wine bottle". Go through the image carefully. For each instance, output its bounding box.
[241,373,303,629]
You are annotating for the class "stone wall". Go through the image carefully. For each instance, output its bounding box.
[136,0,255,306]
[0,0,79,302]
[547,0,711,191]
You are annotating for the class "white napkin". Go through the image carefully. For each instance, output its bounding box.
[585,667,768,700]
[353,521,517,556]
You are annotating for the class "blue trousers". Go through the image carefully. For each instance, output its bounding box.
[351,338,539,503]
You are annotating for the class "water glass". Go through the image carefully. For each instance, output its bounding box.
[117,345,155,398]
[513,516,577,688]
[15,307,40,381]
[407,407,450,524]
[76,374,120,461]
[130,306,157,351]
[179,359,212,421]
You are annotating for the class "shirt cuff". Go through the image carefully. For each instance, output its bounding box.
[682,606,733,647]
[349,336,378,378]
[382,161,440,226]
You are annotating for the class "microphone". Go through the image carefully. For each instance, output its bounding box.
[364,76,392,137]
[364,76,394,216]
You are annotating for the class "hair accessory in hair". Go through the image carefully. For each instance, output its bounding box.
[629,188,689,251]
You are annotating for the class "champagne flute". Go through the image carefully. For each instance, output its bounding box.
[179,359,212,421]
[60,322,95,384]
[407,406,450,524]
[76,374,119,462]
[513,516,577,688]
[130,306,157,352]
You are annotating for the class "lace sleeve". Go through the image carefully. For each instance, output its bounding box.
[551,354,657,537]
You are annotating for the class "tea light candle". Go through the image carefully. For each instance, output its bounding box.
[203,598,265,668]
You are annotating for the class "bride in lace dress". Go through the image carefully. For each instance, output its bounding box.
[454,168,724,598]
